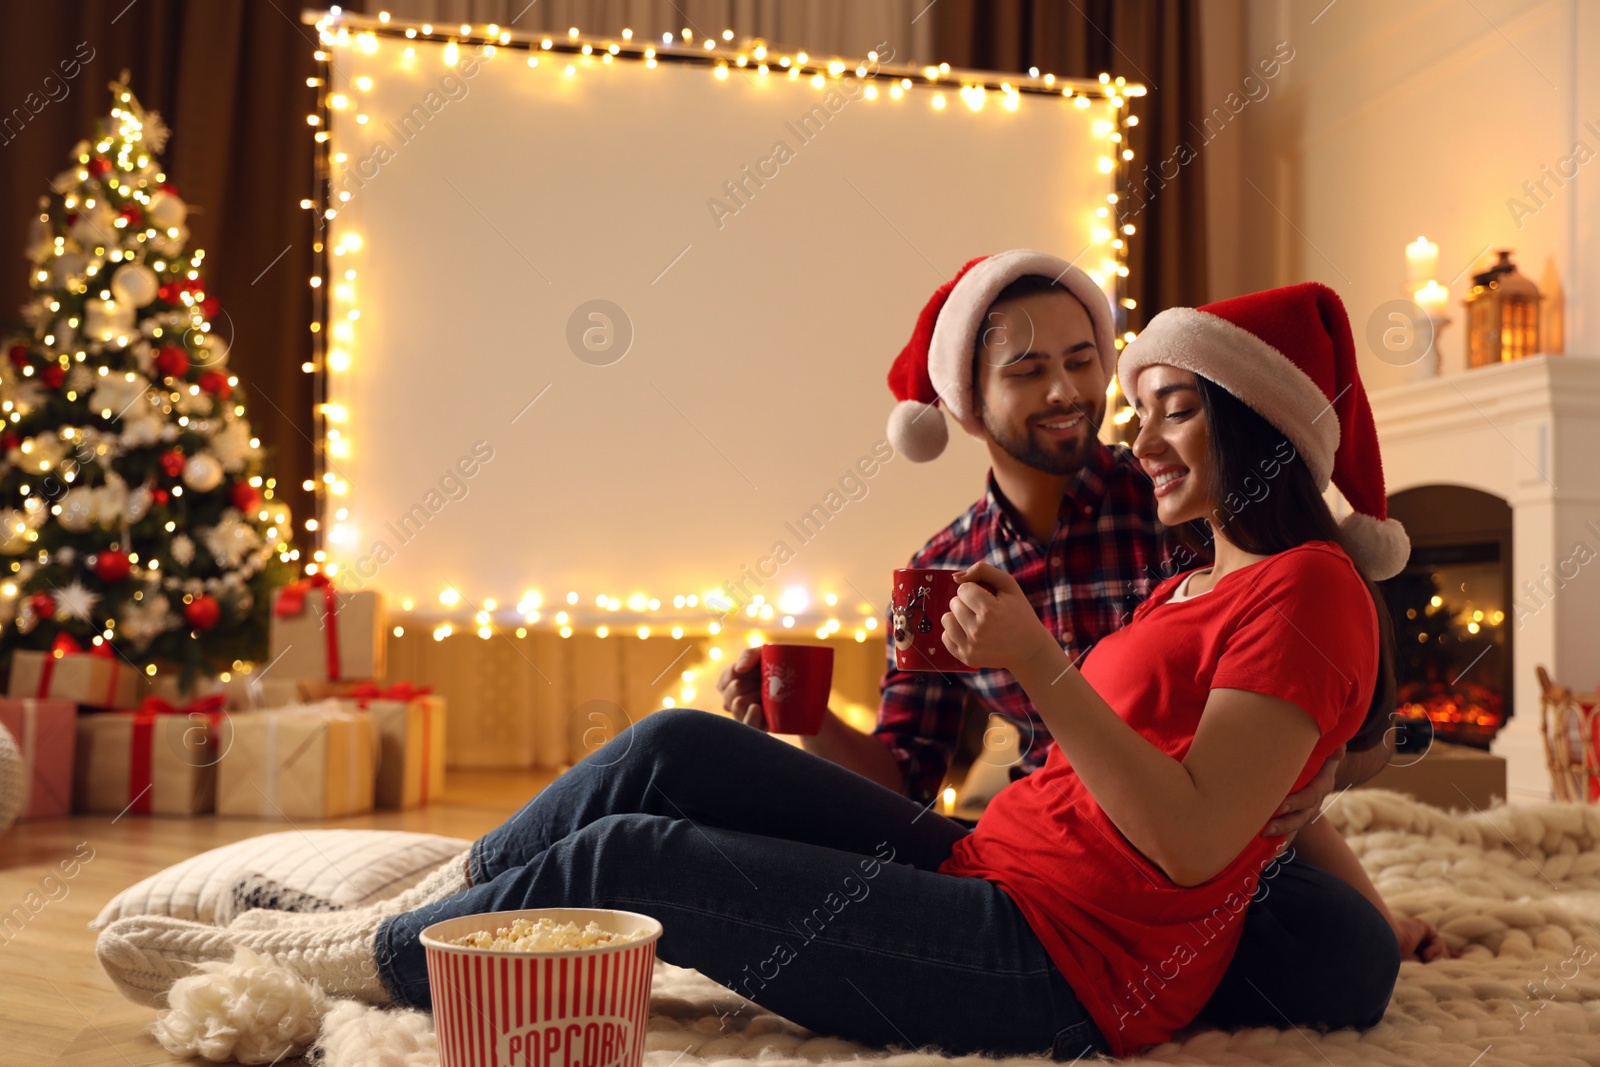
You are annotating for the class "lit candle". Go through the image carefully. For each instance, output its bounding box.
[1414,279,1448,318]
[1406,237,1439,288]
[941,786,957,815]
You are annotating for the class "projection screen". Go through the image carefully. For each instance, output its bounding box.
[312,16,1133,632]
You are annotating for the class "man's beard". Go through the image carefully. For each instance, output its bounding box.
[979,399,1105,476]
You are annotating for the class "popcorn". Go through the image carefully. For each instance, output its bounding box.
[451,917,647,952]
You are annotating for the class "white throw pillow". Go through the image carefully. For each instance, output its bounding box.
[90,829,470,929]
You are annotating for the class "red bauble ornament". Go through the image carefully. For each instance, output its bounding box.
[185,595,221,630]
[200,296,221,320]
[229,481,259,512]
[199,370,232,399]
[0,433,17,455]
[151,488,170,505]
[155,345,190,379]
[159,450,186,478]
[157,282,181,304]
[94,550,132,583]
[28,592,55,618]
[7,344,28,369]
[41,365,65,388]
[118,205,142,227]
[88,158,111,177]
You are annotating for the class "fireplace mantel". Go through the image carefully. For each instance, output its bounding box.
[1369,355,1600,801]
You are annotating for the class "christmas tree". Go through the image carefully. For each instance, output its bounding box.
[0,73,297,689]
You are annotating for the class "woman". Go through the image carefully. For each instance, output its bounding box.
[98,282,1449,1060]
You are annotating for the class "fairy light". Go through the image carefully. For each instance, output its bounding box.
[308,10,1137,597]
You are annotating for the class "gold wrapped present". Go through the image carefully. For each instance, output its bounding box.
[269,576,386,683]
[73,696,225,816]
[336,682,446,809]
[215,703,377,819]
[9,636,141,709]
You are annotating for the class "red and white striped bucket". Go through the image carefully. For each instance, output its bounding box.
[421,908,664,1067]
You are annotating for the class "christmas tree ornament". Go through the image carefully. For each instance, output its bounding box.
[198,370,231,398]
[124,484,152,522]
[25,213,51,261]
[146,190,186,230]
[55,579,100,621]
[151,222,190,258]
[229,481,259,513]
[94,549,132,583]
[184,594,220,630]
[154,345,190,379]
[0,509,29,554]
[0,73,295,674]
[209,418,255,471]
[56,487,98,533]
[49,251,91,291]
[69,202,116,249]
[84,297,137,342]
[182,453,223,492]
[110,262,159,308]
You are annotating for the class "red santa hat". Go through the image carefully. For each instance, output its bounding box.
[885,250,1117,463]
[1118,281,1411,581]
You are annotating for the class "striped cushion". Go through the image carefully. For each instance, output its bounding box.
[90,829,470,928]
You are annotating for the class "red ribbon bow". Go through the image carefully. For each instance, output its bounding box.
[37,632,123,705]
[339,680,433,708]
[274,574,343,681]
[128,693,228,815]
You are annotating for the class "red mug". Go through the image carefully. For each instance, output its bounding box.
[760,643,834,734]
[892,568,980,673]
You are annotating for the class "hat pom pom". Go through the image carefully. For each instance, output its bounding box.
[887,400,948,463]
[1338,512,1410,582]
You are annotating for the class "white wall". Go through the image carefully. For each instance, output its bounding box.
[1204,0,1596,374]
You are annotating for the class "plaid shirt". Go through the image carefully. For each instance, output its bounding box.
[874,441,1185,804]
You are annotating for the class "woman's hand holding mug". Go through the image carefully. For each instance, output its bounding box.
[942,562,1058,676]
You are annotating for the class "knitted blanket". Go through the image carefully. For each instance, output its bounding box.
[166,790,1600,1066]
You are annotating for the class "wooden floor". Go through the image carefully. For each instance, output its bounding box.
[0,769,559,1067]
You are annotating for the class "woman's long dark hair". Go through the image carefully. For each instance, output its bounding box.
[1167,376,1397,753]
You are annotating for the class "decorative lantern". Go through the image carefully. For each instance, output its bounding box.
[1464,250,1542,367]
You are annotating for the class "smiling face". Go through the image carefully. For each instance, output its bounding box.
[972,290,1107,476]
[1130,364,1216,526]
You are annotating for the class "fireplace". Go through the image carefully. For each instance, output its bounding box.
[1367,355,1600,800]
[1379,485,1513,750]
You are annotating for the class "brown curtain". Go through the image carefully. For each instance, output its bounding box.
[932,0,1209,323]
[0,0,365,547]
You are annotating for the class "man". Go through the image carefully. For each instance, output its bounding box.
[718,250,1402,1030]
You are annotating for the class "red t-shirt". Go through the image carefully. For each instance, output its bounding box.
[938,540,1378,1057]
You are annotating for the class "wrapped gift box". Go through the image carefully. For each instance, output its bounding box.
[215,703,377,819]
[9,641,141,709]
[74,701,222,816]
[0,698,77,818]
[147,673,308,711]
[269,578,386,684]
[336,683,446,809]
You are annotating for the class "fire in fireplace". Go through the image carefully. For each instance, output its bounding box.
[1380,488,1514,750]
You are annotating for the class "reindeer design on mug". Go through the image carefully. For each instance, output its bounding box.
[890,580,935,653]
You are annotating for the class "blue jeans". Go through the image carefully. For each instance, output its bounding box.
[375,709,1398,1058]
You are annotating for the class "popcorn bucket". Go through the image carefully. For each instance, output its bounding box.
[421,908,663,1067]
